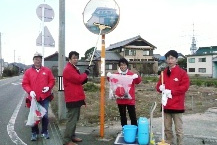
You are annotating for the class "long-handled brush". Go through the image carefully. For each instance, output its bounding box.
[157,71,170,145]
[149,102,157,145]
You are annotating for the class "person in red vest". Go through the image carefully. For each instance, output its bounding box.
[107,58,142,127]
[62,51,90,145]
[156,50,190,145]
[22,52,55,141]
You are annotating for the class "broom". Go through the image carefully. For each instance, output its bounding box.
[149,102,157,145]
[157,71,170,145]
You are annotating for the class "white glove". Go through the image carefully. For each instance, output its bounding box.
[132,74,138,79]
[159,84,165,92]
[42,87,49,93]
[107,72,112,77]
[164,89,172,98]
[30,91,36,98]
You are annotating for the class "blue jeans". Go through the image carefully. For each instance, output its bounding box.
[31,98,49,134]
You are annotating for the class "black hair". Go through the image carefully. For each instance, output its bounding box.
[68,51,79,59]
[164,50,178,59]
[118,58,129,67]
[165,50,178,77]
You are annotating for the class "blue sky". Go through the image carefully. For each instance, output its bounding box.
[1,0,217,64]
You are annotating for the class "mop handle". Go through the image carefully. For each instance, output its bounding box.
[161,71,165,142]
[88,29,102,67]
[88,23,111,67]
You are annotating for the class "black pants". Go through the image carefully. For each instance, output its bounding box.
[118,104,137,127]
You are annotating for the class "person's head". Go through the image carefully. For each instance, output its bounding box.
[33,52,42,68]
[118,58,129,72]
[68,51,79,65]
[164,50,178,68]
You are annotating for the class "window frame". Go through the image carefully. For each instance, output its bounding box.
[198,68,206,73]
[189,68,195,72]
[188,58,195,63]
[198,58,206,62]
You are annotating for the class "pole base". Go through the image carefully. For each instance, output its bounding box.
[157,140,170,145]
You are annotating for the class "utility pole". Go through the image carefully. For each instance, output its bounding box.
[0,33,2,77]
[58,0,66,120]
[14,50,16,63]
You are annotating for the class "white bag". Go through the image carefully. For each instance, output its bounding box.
[108,74,134,99]
[26,98,47,126]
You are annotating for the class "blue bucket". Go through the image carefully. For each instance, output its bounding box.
[123,125,138,143]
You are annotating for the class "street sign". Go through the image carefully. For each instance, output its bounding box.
[36,26,55,47]
[36,4,54,22]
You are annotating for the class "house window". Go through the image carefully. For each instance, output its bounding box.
[143,50,149,56]
[125,49,136,56]
[134,59,140,61]
[105,64,117,70]
[106,64,112,70]
[148,59,154,61]
[189,68,195,72]
[198,58,206,62]
[198,68,206,73]
[188,58,195,63]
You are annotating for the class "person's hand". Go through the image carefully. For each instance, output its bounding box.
[42,87,49,93]
[159,84,165,92]
[30,91,36,98]
[85,67,90,75]
[132,74,138,79]
[107,72,112,77]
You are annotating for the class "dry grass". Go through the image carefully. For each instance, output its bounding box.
[51,78,217,126]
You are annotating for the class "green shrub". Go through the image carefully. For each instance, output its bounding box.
[2,67,19,77]
[3,68,12,77]
[83,82,99,92]
[213,81,217,87]
[204,81,213,87]
[196,80,203,86]
[190,78,217,87]
[11,67,19,76]
[143,76,158,83]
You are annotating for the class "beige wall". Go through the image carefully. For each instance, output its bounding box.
[187,55,217,77]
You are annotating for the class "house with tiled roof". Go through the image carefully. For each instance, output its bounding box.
[103,35,158,74]
[186,46,217,78]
